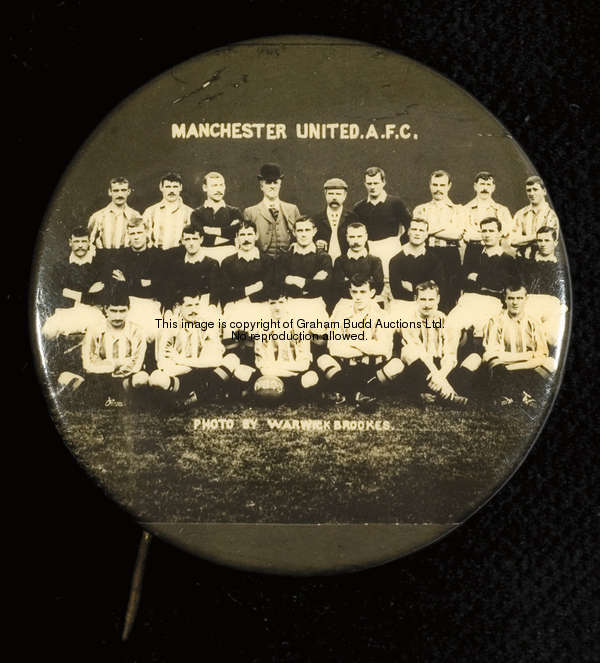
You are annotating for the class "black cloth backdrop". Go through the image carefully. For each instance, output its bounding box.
[10,1,598,661]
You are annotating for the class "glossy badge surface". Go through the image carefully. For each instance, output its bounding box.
[32,36,570,574]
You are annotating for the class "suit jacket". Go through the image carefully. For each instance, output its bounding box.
[312,207,359,257]
[243,200,301,256]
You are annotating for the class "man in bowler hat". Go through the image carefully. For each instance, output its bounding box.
[243,163,301,257]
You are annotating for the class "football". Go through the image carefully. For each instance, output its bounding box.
[253,375,285,401]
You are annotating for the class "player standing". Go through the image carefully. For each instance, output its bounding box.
[352,166,411,278]
[511,176,560,257]
[143,172,193,250]
[190,172,243,264]
[413,170,465,311]
[462,171,513,260]
[88,177,140,250]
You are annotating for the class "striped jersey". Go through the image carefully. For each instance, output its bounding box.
[82,321,146,374]
[484,310,548,357]
[88,203,141,249]
[255,319,311,374]
[156,309,223,373]
[401,309,454,360]
[511,202,559,240]
[143,198,193,250]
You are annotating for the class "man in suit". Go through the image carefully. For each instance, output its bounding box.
[312,177,359,261]
[243,163,301,257]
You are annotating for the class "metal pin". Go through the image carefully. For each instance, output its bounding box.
[122,530,152,641]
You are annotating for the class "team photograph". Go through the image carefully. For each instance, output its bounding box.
[32,48,570,526]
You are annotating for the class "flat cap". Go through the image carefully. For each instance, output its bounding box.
[323,177,348,190]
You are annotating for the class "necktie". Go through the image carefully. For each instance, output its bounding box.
[269,207,279,221]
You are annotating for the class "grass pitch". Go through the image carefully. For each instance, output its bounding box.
[60,396,536,525]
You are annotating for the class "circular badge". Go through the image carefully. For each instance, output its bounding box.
[32,36,570,574]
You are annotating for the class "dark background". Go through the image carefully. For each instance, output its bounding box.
[10,1,598,661]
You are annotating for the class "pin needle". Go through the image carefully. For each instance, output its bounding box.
[121,530,152,641]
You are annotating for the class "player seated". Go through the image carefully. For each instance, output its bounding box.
[41,226,107,382]
[331,222,384,310]
[42,226,105,339]
[275,216,332,350]
[219,220,274,358]
[388,217,445,318]
[520,226,568,349]
[160,221,220,311]
[252,290,319,402]
[393,281,480,405]
[447,217,515,354]
[149,293,240,405]
[57,287,149,406]
[105,216,163,342]
[317,274,395,411]
[482,281,554,408]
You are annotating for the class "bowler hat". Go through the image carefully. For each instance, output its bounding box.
[258,163,283,181]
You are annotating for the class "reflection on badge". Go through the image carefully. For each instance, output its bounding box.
[32,36,571,575]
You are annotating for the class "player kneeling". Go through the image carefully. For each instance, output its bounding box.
[395,281,479,406]
[149,293,241,405]
[483,281,554,408]
[252,291,319,403]
[317,275,398,412]
[57,287,149,407]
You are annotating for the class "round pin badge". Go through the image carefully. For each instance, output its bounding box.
[31,35,570,575]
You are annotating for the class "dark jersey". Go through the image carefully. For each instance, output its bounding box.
[219,252,274,305]
[462,249,515,299]
[332,254,384,302]
[275,248,332,299]
[520,256,565,300]
[47,252,103,312]
[190,205,243,247]
[352,195,411,242]
[161,247,220,308]
[388,249,445,301]
[104,247,163,300]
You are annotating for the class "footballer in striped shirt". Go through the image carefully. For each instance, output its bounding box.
[148,293,240,404]
[57,288,149,404]
[483,281,553,408]
[393,280,480,404]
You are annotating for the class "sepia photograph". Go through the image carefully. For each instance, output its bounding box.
[33,38,570,535]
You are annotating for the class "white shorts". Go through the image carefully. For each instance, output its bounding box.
[524,294,567,346]
[203,245,237,265]
[128,297,162,341]
[368,237,402,280]
[287,297,328,333]
[447,293,503,337]
[388,299,417,321]
[222,299,268,339]
[42,304,105,339]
